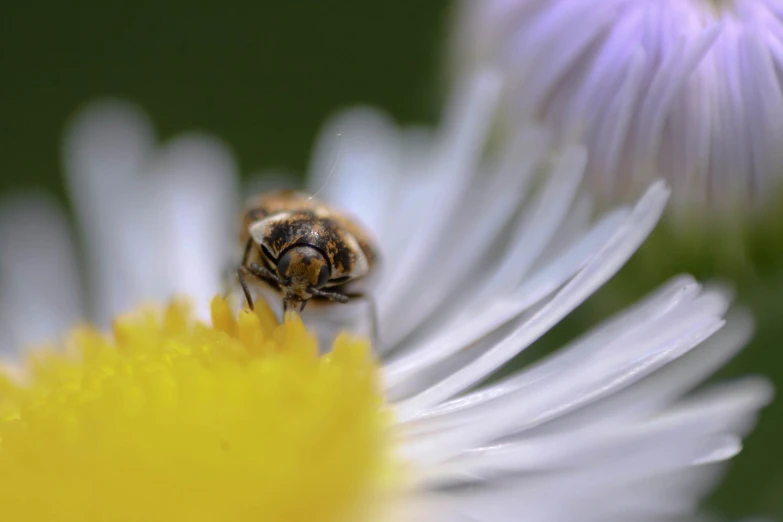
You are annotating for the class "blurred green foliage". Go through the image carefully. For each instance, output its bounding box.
[2,1,781,520]
[535,212,783,520]
[1,2,446,199]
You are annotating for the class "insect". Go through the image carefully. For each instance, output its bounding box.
[237,189,378,318]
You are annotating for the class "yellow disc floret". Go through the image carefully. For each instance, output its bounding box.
[0,297,389,522]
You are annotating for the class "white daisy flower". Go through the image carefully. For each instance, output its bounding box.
[451,0,783,212]
[0,74,771,521]
[0,99,239,355]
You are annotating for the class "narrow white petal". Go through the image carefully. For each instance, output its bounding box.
[712,24,753,207]
[378,125,549,345]
[384,206,629,394]
[398,275,705,426]
[377,72,502,322]
[437,465,720,522]
[633,25,719,177]
[0,195,84,353]
[513,1,615,118]
[399,289,728,463]
[62,99,156,325]
[420,377,769,484]
[394,181,669,415]
[742,14,783,199]
[559,8,644,139]
[454,0,783,209]
[307,108,401,241]
[530,192,593,275]
[145,135,240,319]
[530,310,758,436]
[372,126,439,267]
[591,46,646,194]
[469,145,586,307]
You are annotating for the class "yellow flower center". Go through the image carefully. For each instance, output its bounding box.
[0,297,391,522]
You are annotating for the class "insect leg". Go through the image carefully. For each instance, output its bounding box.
[237,266,255,310]
[241,238,254,265]
[239,262,285,311]
[310,288,349,303]
[226,240,259,305]
[248,263,284,286]
[313,289,379,347]
[346,292,379,348]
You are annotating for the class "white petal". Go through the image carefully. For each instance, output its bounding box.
[0,194,84,353]
[379,125,551,346]
[508,0,615,119]
[422,378,769,484]
[393,181,669,417]
[530,309,758,436]
[469,145,585,308]
[63,100,240,323]
[62,99,157,325]
[633,25,719,179]
[398,275,706,426]
[399,287,729,464]
[435,465,721,522]
[453,0,783,209]
[144,134,240,320]
[307,108,402,240]
[383,205,629,394]
[377,72,503,324]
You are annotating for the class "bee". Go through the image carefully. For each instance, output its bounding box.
[237,190,378,318]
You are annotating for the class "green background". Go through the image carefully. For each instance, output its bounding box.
[1,2,445,198]
[1,2,780,519]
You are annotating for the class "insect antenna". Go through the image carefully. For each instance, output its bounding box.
[308,133,341,200]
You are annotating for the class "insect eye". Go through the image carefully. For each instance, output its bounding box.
[276,251,291,279]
